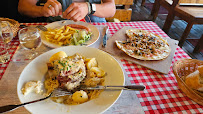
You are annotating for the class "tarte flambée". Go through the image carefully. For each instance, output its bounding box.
[115,29,171,60]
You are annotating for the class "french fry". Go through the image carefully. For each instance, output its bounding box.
[57,34,64,41]
[64,27,69,33]
[63,31,75,36]
[56,29,63,34]
[54,34,60,40]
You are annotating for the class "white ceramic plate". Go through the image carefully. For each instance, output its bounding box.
[40,20,100,48]
[17,46,125,114]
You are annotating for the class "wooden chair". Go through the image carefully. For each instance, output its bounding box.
[163,4,203,47]
[193,34,203,53]
[105,0,133,22]
[151,0,179,21]
[141,0,146,6]
[150,0,203,47]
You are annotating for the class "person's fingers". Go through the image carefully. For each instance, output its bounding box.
[63,3,88,21]
[49,6,56,16]
[63,3,75,19]
[42,4,53,17]
[42,1,53,16]
[54,1,63,15]
[45,0,62,16]
[70,13,81,22]
[50,1,61,16]
[46,10,53,17]
[66,8,79,20]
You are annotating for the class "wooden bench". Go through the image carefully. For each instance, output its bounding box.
[105,0,133,22]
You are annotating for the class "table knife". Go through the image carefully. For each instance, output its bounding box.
[102,26,109,47]
[81,85,145,91]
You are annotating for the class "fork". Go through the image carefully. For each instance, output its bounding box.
[36,25,47,31]
[0,88,72,113]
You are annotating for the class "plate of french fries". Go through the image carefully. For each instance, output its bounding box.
[40,20,100,48]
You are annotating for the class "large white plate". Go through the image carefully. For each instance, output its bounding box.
[17,46,125,114]
[40,20,100,48]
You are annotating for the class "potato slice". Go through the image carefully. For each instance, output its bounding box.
[49,51,67,63]
[86,58,98,70]
[90,67,105,77]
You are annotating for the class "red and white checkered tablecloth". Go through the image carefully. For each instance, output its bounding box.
[0,21,202,113]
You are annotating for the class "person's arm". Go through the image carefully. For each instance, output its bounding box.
[18,0,62,18]
[93,0,116,18]
[63,0,116,22]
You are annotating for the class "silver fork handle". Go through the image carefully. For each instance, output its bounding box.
[0,95,50,113]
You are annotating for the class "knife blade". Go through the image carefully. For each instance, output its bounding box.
[102,26,109,47]
[81,85,145,91]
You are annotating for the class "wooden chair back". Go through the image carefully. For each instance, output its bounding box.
[179,0,203,4]
[105,0,133,22]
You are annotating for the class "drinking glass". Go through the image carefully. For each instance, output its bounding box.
[18,27,42,59]
[0,40,9,63]
[0,21,13,63]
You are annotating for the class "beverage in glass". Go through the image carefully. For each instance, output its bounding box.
[18,27,42,59]
[0,21,13,63]
[0,41,9,63]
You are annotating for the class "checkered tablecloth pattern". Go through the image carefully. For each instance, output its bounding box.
[0,21,202,113]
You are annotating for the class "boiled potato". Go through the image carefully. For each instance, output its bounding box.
[49,51,67,63]
[84,77,103,87]
[86,58,97,70]
[72,90,88,103]
[85,58,91,62]
[90,67,105,77]
[89,71,97,77]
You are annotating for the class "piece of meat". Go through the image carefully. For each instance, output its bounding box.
[65,24,91,32]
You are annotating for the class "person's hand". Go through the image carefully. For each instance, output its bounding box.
[63,2,89,22]
[41,0,62,17]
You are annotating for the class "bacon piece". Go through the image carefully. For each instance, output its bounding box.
[57,76,71,87]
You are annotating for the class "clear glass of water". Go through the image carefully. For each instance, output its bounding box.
[0,21,13,63]
[18,27,42,59]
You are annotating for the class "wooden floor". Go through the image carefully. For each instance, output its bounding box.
[130,0,203,60]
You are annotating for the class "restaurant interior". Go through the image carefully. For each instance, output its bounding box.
[0,0,203,113]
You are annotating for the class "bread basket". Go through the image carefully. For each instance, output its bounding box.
[173,59,203,105]
[0,17,20,37]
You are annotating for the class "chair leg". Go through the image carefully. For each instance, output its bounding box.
[178,22,194,48]
[193,35,203,53]
[162,12,175,34]
[134,0,138,4]
[141,0,146,6]
[151,0,160,21]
